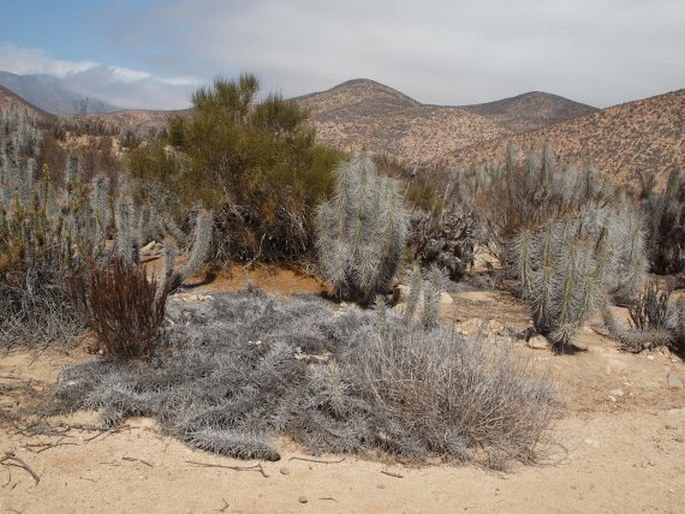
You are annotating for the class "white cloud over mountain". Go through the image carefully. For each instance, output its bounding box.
[0,43,197,110]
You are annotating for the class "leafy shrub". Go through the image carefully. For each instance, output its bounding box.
[50,289,558,468]
[128,74,341,263]
[68,257,168,359]
[316,154,409,303]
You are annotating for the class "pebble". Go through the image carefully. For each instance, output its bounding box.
[526,335,549,350]
[609,388,624,397]
[667,373,683,389]
[298,496,308,504]
[280,467,290,476]
[584,438,600,448]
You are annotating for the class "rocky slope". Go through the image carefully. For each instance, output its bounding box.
[441,89,685,188]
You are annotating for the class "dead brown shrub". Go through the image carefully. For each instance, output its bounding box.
[68,257,167,359]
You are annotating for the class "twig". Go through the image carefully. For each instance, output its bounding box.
[185,460,269,478]
[216,498,230,513]
[319,497,339,503]
[380,470,404,479]
[288,456,346,464]
[122,456,154,468]
[1,451,40,485]
[25,440,78,453]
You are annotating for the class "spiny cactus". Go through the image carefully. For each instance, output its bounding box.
[166,208,214,292]
[496,145,648,351]
[640,168,684,275]
[316,153,409,304]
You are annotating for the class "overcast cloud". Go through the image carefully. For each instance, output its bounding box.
[1,0,683,109]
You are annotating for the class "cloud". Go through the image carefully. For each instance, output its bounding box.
[0,42,97,77]
[129,0,684,106]
[0,42,198,109]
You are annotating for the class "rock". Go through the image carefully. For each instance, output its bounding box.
[667,373,683,389]
[298,496,308,504]
[526,335,550,350]
[280,467,290,476]
[440,292,454,305]
[609,389,625,398]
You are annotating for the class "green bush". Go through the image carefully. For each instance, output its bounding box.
[128,74,341,263]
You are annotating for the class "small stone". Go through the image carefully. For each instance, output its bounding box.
[647,355,655,360]
[298,496,308,504]
[526,335,549,350]
[280,467,290,476]
[584,438,600,448]
[440,292,454,305]
[647,460,656,467]
[667,373,683,389]
[609,389,624,397]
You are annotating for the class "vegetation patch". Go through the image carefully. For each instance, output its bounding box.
[48,289,558,468]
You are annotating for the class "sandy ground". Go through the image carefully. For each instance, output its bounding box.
[1,269,684,513]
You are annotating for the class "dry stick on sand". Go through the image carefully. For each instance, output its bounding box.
[122,456,154,468]
[24,439,78,453]
[288,456,346,464]
[380,470,404,479]
[185,460,270,478]
[1,450,40,485]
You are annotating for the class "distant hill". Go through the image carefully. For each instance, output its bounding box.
[461,91,598,133]
[294,79,598,165]
[440,89,685,189]
[294,79,508,165]
[0,71,119,115]
[0,82,55,120]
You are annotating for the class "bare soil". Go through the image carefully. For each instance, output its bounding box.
[1,268,684,513]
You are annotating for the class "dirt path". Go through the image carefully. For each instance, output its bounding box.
[1,277,684,513]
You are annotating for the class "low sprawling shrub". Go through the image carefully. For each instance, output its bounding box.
[49,289,558,468]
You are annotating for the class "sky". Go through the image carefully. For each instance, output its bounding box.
[0,0,683,110]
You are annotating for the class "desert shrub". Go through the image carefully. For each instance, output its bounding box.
[68,257,168,359]
[639,169,685,275]
[0,140,210,349]
[629,282,671,332]
[128,74,341,263]
[316,153,409,304]
[602,284,684,354]
[49,289,558,468]
[477,144,648,351]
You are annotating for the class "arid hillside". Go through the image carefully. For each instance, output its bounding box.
[0,84,55,121]
[441,89,685,188]
[295,79,508,165]
[461,91,598,133]
[61,108,189,135]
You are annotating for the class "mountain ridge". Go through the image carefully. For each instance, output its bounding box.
[0,71,120,115]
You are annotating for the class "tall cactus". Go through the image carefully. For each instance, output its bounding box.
[316,154,409,304]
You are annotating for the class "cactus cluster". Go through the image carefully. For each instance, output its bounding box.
[316,153,409,304]
[0,105,213,348]
[483,145,648,351]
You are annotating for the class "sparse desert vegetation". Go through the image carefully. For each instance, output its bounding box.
[1,75,684,513]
